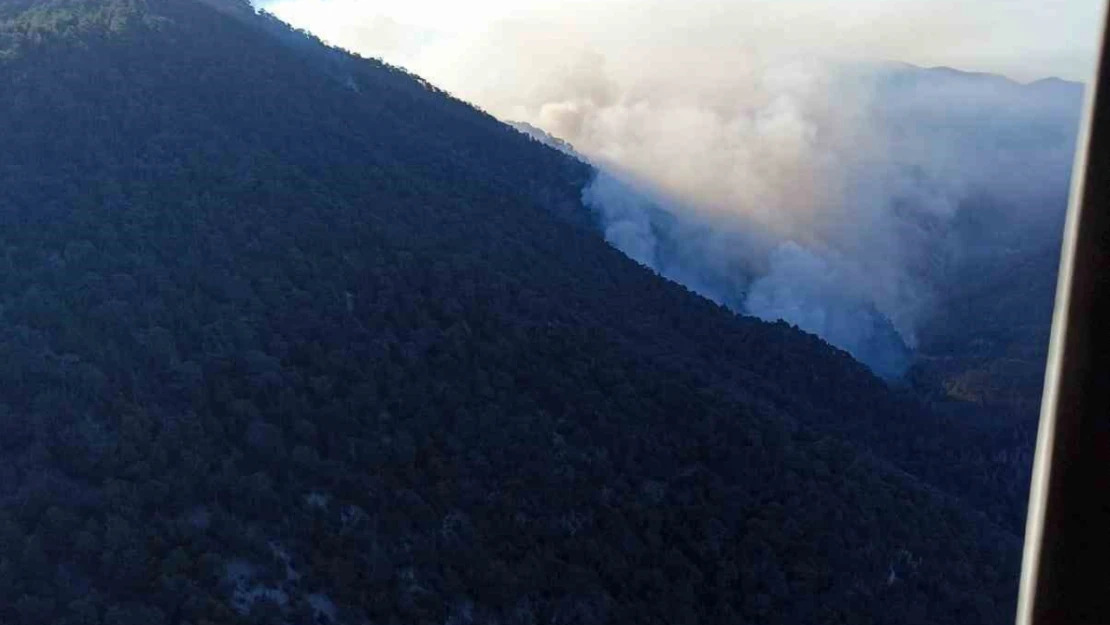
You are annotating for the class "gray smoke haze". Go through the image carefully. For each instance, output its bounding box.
[441,8,1085,375]
[265,0,1091,376]
[506,49,1083,375]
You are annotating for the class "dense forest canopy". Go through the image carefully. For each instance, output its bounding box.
[0,1,1032,623]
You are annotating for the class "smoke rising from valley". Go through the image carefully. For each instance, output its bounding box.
[571,67,1081,376]
[265,0,1089,376]
[426,4,1085,375]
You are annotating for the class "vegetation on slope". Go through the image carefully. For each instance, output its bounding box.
[0,1,1023,623]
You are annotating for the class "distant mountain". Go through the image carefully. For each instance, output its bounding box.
[0,1,1026,624]
[887,66,1078,426]
[509,120,581,157]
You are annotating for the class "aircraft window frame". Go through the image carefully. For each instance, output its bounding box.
[1017,1,1110,622]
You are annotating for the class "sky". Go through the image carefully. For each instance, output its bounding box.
[261,0,1104,85]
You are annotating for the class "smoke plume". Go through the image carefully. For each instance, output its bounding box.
[462,25,1083,374]
[562,76,1077,375]
[266,0,1088,376]
[433,5,1084,375]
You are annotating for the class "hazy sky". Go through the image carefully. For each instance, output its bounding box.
[262,0,1104,84]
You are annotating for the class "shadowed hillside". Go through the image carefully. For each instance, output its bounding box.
[0,1,1024,623]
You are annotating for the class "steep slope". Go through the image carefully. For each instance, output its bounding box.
[906,241,1062,528]
[875,64,1075,412]
[916,244,1060,416]
[0,1,1020,623]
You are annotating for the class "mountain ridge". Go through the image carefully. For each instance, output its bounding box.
[868,59,1083,88]
[0,1,1028,623]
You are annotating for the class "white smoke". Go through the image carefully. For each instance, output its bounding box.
[264,0,1088,376]
[498,49,1080,375]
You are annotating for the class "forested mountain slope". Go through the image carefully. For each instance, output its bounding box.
[0,1,1022,623]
